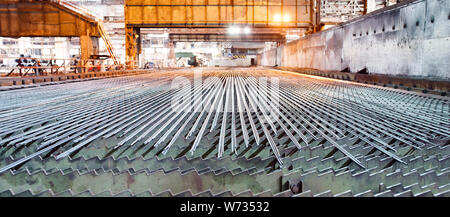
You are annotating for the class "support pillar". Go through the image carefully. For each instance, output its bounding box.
[364,0,377,14]
[168,41,175,68]
[80,35,99,73]
[311,0,321,33]
[80,35,99,61]
[125,26,140,69]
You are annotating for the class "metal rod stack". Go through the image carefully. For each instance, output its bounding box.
[0,68,448,196]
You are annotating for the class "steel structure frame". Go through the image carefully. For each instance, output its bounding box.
[320,0,365,23]
[0,0,100,37]
[0,1,122,64]
[124,0,322,67]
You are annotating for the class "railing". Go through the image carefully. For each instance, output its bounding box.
[320,0,365,23]
[0,57,124,77]
[52,0,100,21]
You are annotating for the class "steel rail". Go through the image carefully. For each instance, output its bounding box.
[245,76,303,150]
[305,85,433,145]
[235,75,261,145]
[283,85,422,150]
[218,77,231,157]
[236,76,283,166]
[7,88,171,147]
[235,74,250,148]
[282,85,406,163]
[273,85,365,168]
[230,76,238,153]
[156,75,222,149]
[189,77,227,154]
[161,76,223,155]
[186,76,225,139]
[146,74,219,146]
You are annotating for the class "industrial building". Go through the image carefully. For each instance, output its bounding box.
[0,0,448,198]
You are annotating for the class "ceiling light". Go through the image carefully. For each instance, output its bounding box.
[227,26,241,35]
[273,14,281,22]
[243,27,251,34]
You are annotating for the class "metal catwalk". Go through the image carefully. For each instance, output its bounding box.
[0,68,448,196]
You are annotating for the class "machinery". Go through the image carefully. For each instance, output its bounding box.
[0,0,448,199]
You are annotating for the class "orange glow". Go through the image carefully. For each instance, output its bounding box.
[273,14,281,22]
[273,14,290,23]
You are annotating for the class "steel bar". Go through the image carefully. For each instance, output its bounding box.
[0,68,448,177]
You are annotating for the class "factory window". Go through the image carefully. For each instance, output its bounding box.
[32,49,42,56]
[8,48,19,55]
[104,16,124,22]
[31,37,55,45]
[2,39,17,45]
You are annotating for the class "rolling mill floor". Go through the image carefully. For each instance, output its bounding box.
[0,68,449,197]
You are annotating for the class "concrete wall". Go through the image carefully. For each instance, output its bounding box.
[259,0,450,79]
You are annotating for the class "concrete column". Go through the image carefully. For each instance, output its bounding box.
[168,41,176,67]
[311,0,321,33]
[125,26,140,69]
[80,35,99,73]
[80,35,99,61]
[364,0,377,14]
[168,41,175,59]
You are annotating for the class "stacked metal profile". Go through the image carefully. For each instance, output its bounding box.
[0,68,448,197]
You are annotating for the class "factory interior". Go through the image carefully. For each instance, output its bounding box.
[0,0,449,199]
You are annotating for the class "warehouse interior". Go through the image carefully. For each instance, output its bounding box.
[0,0,448,197]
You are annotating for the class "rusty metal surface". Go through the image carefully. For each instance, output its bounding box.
[124,0,319,28]
[0,68,448,197]
[0,0,100,37]
[124,0,322,65]
[169,33,286,42]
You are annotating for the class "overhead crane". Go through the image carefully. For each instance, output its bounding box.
[0,0,118,64]
[124,0,322,66]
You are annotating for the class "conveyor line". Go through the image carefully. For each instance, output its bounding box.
[0,68,448,196]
